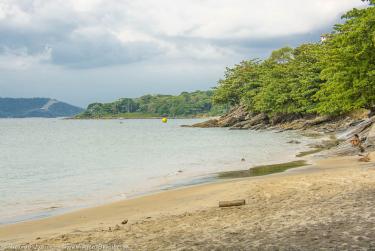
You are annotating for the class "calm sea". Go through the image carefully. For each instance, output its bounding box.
[0,118,313,224]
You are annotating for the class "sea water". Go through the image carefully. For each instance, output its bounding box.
[0,118,313,224]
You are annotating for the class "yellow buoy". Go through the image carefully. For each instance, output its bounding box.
[162,117,168,123]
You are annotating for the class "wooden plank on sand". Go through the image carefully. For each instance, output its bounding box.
[219,199,246,207]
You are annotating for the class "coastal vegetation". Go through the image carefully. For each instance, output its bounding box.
[77,1,374,122]
[76,90,228,118]
[212,1,375,119]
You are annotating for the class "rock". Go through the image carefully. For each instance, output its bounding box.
[287,140,301,144]
[302,115,332,127]
[231,113,269,129]
[245,113,253,120]
[191,106,249,128]
[326,116,375,156]
[231,120,252,129]
[191,106,373,135]
[114,224,121,231]
[218,116,240,127]
[241,158,245,162]
[217,106,248,127]
[271,113,303,125]
[359,155,371,162]
[356,236,365,241]
[348,120,364,127]
[121,219,128,225]
[191,119,219,128]
[247,113,269,127]
[366,122,375,145]
[250,124,266,130]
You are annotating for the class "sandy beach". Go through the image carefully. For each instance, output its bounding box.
[1,153,375,250]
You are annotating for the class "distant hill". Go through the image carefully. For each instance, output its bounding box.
[0,98,84,118]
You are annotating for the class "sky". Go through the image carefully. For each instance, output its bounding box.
[0,0,368,107]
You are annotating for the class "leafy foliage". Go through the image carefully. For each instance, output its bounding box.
[314,5,375,114]
[213,2,374,117]
[78,91,228,118]
[78,1,374,120]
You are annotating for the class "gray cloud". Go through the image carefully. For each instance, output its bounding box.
[0,0,367,69]
[0,0,369,106]
[51,34,162,68]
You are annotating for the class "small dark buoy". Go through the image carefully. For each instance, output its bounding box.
[241,158,246,162]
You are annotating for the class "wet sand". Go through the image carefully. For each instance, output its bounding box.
[1,154,375,250]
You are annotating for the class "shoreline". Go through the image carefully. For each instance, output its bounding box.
[0,156,315,243]
[70,116,218,120]
[0,174,218,227]
[0,156,305,226]
[1,153,374,249]
[0,127,315,227]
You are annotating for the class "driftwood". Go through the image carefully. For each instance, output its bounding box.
[219,199,246,208]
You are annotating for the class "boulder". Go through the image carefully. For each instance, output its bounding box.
[302,115,331,127]
[246,113,269,127]
[218,116,241,127]
[190,105,250,128]
[217,105,248,127]
[270,113,302,125]
[366,122,375,145]
[231,120,252,129]
[191,119,219,128]
[287,140,301,144]
[327,116,375,156]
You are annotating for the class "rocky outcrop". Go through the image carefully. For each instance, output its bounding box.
[189,105,375,158]
[326,116,375,156]
[217,105,248,127]
[190,105,248,128]
[231,113,269,129]
[190,105,372,135]
[190,119,219,128]
[366,122,375,145]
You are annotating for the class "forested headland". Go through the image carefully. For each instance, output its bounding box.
[212,0,374,120]
[76,91,228,118]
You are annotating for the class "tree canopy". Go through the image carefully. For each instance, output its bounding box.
[213,1,375,118]
[78,1,374,120]
[77,91,228,118]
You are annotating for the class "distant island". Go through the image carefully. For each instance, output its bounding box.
[0,98,83,118]
[75,90,228,119]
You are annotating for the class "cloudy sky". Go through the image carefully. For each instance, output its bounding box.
[0,0,368,107]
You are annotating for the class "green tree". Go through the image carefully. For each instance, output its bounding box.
[315,5,375,115]
[213,59,262,107]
